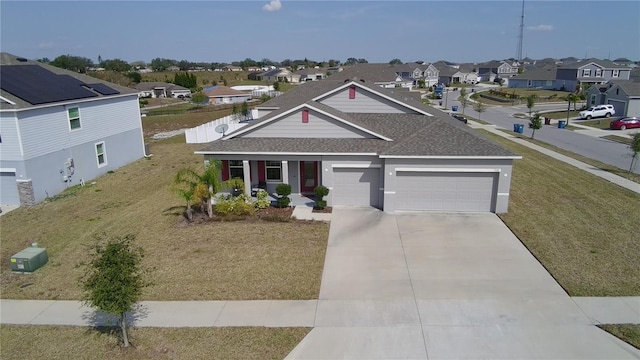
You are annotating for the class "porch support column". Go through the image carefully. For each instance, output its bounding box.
[282,161,289,185]
[242,160,251,195]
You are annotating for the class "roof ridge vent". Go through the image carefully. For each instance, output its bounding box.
[16,57,28,62]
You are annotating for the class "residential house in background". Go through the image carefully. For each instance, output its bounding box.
[135,82,192,99]
[296,68,328,82]
[0,53,145,207]
[477,60,519,82]
[259,68,299,83]
[508,65,557,90]
[556,59,631,92]
[203,85,252,105]
[196,77,520,213]
[591,80,640,117]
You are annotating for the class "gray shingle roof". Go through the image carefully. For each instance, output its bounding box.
[610,80,640,96]
[1,52,137,110]
[135,82,189,91]
[511,65,557,81]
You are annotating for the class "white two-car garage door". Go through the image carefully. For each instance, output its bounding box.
[332,167,380,207]
[395,171,496,212]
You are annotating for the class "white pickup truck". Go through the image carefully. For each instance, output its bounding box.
[579,105,615,119]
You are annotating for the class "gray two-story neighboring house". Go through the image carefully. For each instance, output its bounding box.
[555,59,631,92]
[0,53,145,207]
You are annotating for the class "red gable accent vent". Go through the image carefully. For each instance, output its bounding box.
[302,109,309,123]
[349,85,356,99]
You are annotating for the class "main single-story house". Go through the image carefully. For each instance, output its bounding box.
[196,78,521,213]
[203,85,251,105]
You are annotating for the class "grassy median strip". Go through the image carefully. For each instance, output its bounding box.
[598,325,640,349]
[0,325,310,359]
[481,131,640,296]
[0,141,329,301]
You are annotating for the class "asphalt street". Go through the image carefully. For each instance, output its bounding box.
[441,88,640,175]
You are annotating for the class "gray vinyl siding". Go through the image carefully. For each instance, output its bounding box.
[17,96,142,160]
[241,109,374,138]
[0,113,22,159]
[22,128,144,203]
[318,88,417,114]
[606,86,633,116]
[556,68,578,81]
[382,158,514,213]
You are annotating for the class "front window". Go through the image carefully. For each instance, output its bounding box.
[229,160,244,179]
[68,107,81,130]
[582,69,591,77]
[95,142,107,167]
[590,95,596,106]
[595,69,602,77]
[265,161,282,181]
[613,70,619,77]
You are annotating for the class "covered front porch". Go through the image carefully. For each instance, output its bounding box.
[218,159,322,199]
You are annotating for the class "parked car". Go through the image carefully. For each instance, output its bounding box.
[451,114,468,124]
[579,105,615,119]
[609,117,640,130]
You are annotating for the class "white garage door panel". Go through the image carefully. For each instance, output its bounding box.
[396,172,495,212]
[332,168,379,206]
[1,172,20,206]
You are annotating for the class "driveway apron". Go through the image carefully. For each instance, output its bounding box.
[286,207,640,359]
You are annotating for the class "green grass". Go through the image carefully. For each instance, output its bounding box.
[497,129,640,184]
[0,325,310,359]
[577,119,611,129]
[0,142,329,301]
[598,325,640,349]
[539,110,581,119]
[481,131,640,296]
[601,135,633,146]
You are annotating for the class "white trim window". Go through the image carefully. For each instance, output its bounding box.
[68,107,81,130]
[595,69,602,77]
[582,69,591,77]
[95,141,107,167]
[228,160,244,179]
[613,69,619,78]
[265,161,282,182]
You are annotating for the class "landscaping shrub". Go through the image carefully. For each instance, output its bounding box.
[314,185,330,210]
[254,189,270,209]
[224,177,245,196]
[214,194,255,216]
[275,183,292,208]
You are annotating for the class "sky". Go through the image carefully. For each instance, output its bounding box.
[1,1,639,65]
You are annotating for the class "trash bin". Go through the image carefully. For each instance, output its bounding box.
[558,120,566,129]
[452,105,458,111]
[544,117,551,125]
[517,124,524,134]
[513,124,519,132]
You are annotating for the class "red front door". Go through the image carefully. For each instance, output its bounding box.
[300,161,318,193]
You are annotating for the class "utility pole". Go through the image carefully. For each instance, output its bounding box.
[516,0,525,63]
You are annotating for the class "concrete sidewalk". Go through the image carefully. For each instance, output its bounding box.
[1,297,638,328]
[469,121,640,194]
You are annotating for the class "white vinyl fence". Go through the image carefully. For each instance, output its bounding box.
[185,109,258,143]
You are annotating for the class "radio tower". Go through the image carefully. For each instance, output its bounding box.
[516,0,525,63]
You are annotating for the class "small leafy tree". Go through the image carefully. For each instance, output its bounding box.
[526,94,536,120]
[241,101,249,120]
[529,112,542,139]
[459,88,468,115]
[564,93,579,125]
[314,185,330,210]
[629,133,640,173]
[80,234,151,348]
[275,183,292,208]
[273,81,281,91]
[191,91,207,104]
[473,101,487,122]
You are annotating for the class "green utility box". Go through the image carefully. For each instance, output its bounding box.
[10,247,48,273]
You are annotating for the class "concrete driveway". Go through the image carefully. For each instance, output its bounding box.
[286,207,640,359]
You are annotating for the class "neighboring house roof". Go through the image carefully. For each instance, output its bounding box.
[198,78,516,158]
[135,82,189,92]
[262,68,289,77]
[609,80,640,96]
[560,58,629,70]
[511,65,556,81]
[438,67,458,77]
[477,60,504,69]
[295,68,327,75]
[457,64,476,73]
[0,52,137,110]
[203,85,249,97]
[329,64,413,84]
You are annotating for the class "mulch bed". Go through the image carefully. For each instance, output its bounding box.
[312,207,332,213]
[178,206,295,226]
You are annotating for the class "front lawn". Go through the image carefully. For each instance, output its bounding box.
[0,141,329,301]
[576,119,612,129]
[0,325,309,360]
[482,131,640,296]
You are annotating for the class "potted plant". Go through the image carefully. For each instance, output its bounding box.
[225,177,245,197]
